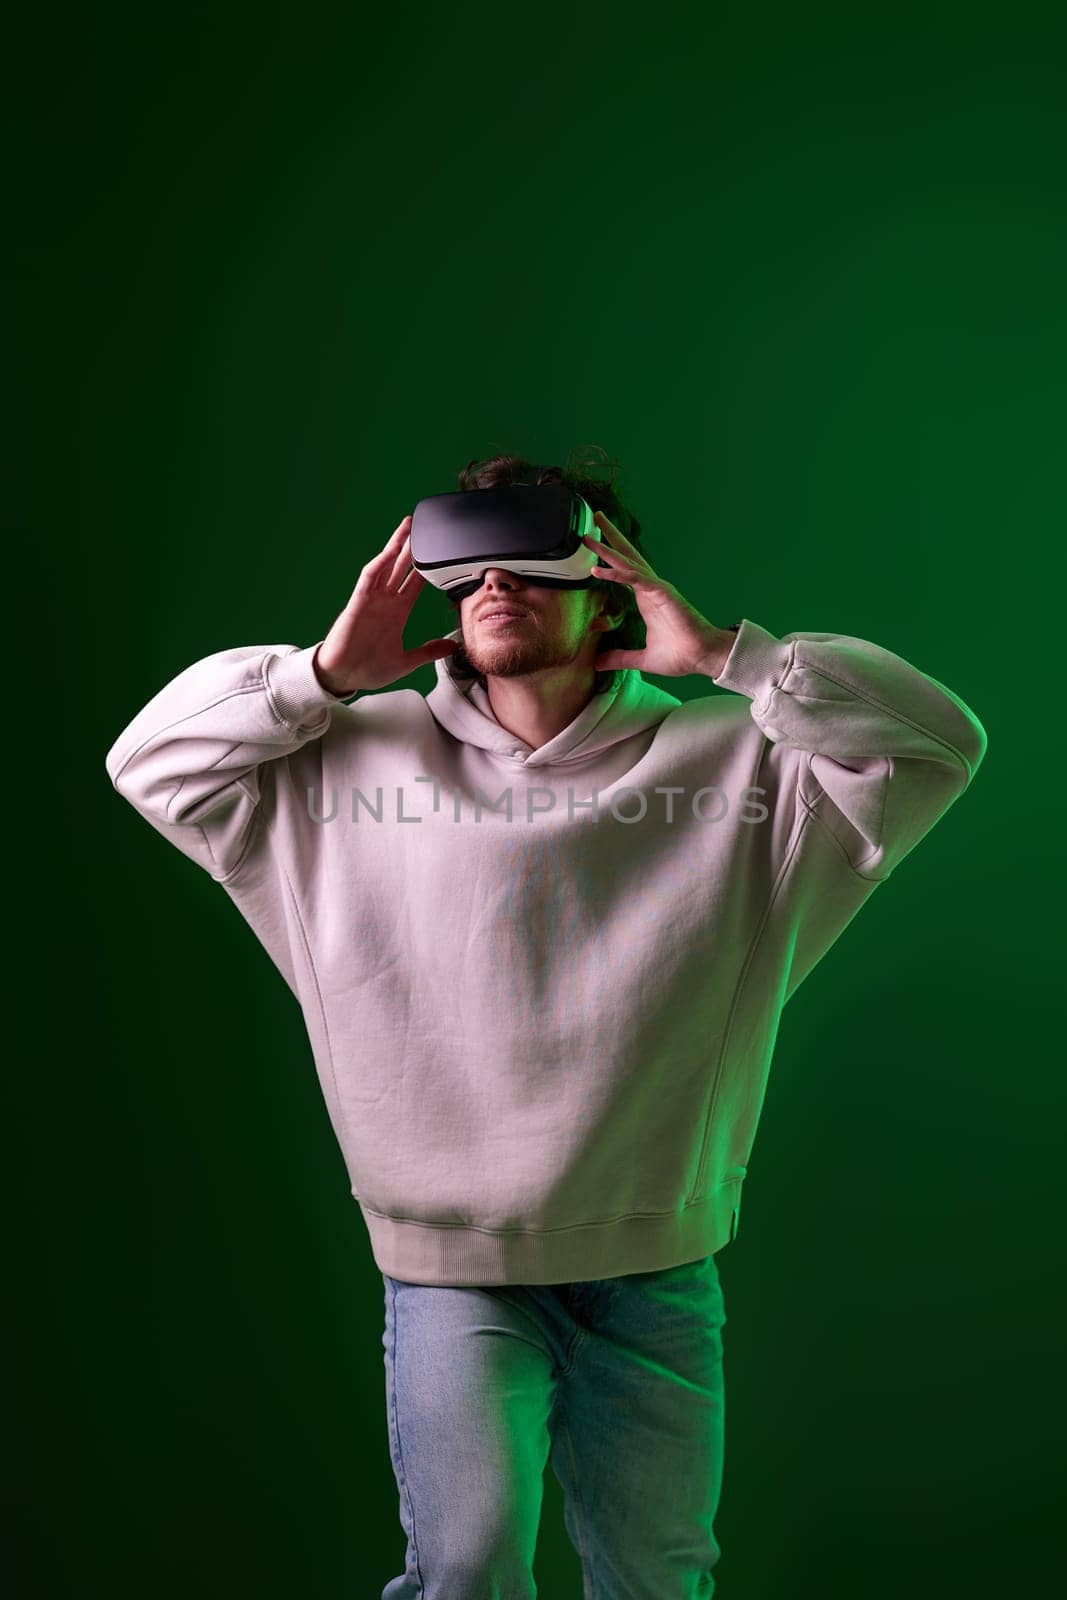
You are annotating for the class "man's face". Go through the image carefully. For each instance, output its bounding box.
[457,569,620,680]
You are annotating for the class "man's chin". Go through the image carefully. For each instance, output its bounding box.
[458,630,581,681]
[467,647,544,679]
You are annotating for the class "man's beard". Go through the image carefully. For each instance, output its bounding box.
[454,623,581,682]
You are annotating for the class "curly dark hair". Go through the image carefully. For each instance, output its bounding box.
[445,443,648,696]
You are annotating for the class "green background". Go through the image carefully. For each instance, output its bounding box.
[13,1,1063,1595]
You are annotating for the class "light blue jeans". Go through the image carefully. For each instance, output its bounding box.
[379,1253,727,1599]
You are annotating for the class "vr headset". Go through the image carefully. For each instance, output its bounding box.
[409,483,604,603]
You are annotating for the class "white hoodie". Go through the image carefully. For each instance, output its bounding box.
[104,617,988,1285]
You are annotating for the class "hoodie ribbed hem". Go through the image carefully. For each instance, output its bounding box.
[264,641,352,725]
[355,1180,742,1286]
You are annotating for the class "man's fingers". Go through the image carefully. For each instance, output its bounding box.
[583,531,629,565]
[388,533,420,590]
[345,519,415,608]
[393,560,424,596]
[592,510,635,550]
[366,515,412,572]
[411,638,459,662]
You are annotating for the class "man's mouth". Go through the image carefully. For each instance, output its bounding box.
[479,609,529,625]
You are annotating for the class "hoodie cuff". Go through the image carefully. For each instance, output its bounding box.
[265,642,351,725]
[710,618,794,700]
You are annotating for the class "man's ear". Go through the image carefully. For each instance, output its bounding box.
[592,599,625,633]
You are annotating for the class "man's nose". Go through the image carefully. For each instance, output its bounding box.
[479,568,522,591]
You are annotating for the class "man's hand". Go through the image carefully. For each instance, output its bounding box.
[313,516,459,697]
[581,512,736,679]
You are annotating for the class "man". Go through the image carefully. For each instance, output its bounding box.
[105,493,988,1599]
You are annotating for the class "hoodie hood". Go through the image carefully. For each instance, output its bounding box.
[424,625,683,769]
